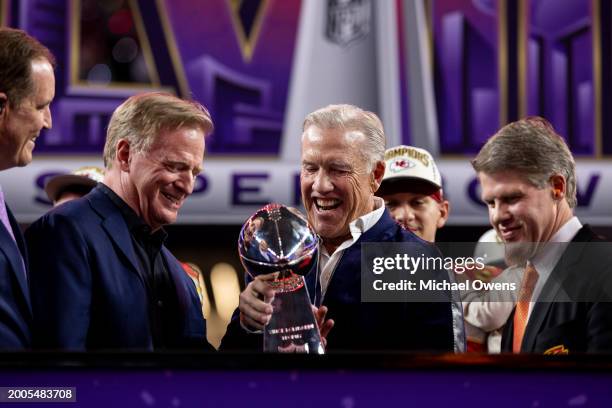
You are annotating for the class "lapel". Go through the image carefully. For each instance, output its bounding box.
[0,204,31,314]
[352,208,399,244]
[521,226,593,351]
[305,261,319,306]
[162,248,188,313]
[323,209,399,303]
[86,187,145,286]
[8,207,29,273]
[501,308,515,352]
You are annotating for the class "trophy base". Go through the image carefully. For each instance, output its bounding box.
[264,272,324,354]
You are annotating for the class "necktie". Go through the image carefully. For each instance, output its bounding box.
[0,186,17,242]
[513,263,539,353]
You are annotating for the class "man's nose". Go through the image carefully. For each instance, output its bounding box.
[392,204,415,222]
[312,171,333,193]
[43,106,52,129]
[176,172,195,195]
[491,202,510,225]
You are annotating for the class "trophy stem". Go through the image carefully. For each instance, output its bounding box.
[264,271,325,354]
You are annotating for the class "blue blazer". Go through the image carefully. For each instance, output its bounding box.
[0,204,31,349]
[308,209,456,351]
[221,209,457,352]
[25,186,210,351]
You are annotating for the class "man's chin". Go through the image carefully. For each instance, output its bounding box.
[164,213,178,225]
[311,215,342,233]
[316,222,352,241]
[17,155,33,167]
[154,210,178,227]
[504,241,538,266]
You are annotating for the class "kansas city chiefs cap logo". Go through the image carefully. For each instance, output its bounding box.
[389,158,416,173]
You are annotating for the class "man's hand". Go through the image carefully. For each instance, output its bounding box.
[312,305,335,348]
[473,265,502,283]
[239,272,278,331]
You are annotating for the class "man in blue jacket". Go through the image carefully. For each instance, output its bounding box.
[26,93,214,351]
[223,104,462,352]
[0,28,55,349]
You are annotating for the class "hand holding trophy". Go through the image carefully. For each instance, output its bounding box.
[238,204,325,353]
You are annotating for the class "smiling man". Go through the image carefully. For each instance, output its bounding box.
[472,116,612,353]
[223,104,461,352]
[0,28,55,349]
[25,93,215,351]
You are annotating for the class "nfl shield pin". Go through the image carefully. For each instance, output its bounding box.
[326,0,372,46]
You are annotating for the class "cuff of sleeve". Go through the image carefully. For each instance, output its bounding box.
[240,318,263,334]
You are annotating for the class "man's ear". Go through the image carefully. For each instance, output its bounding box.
[116,139,132,172]
[371,160,386,193]
[550,174,566,200]
[437,200,450,229]
[0,93,7,115]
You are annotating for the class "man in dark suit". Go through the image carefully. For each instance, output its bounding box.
[0,28,55,349]
[223,104,462,352]
[26,92,215,351]
[472,116,612,353]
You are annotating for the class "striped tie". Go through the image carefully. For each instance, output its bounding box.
[513,263,539,353]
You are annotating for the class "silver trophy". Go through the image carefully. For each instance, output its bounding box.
[238,204,324,353]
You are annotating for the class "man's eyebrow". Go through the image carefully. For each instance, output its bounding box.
[482,191,523,202]
[328,160,351,168]
[481,192,494,203]
[165,159,193,169]
[165,160,185,167]
[499,191,523,200]
[165,159,203,175]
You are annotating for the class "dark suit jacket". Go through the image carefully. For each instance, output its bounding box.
[221,209,458,352]
[0,205,31,349]
[25,186,211,351]
[502,225,612,353]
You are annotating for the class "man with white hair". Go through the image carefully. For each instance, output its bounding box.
[223,104,462,352]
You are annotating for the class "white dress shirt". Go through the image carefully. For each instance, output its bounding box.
[318,197,385,301]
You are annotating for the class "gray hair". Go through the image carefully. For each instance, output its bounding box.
[302,104,386,171]
[471,116,577,208]
[103,92,214,168]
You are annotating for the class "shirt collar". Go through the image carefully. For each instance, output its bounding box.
[350,196,385,235]
[531,216,582,281]
[549,216,582,243]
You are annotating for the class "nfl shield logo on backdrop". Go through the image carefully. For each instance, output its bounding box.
[326,0,371,46]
